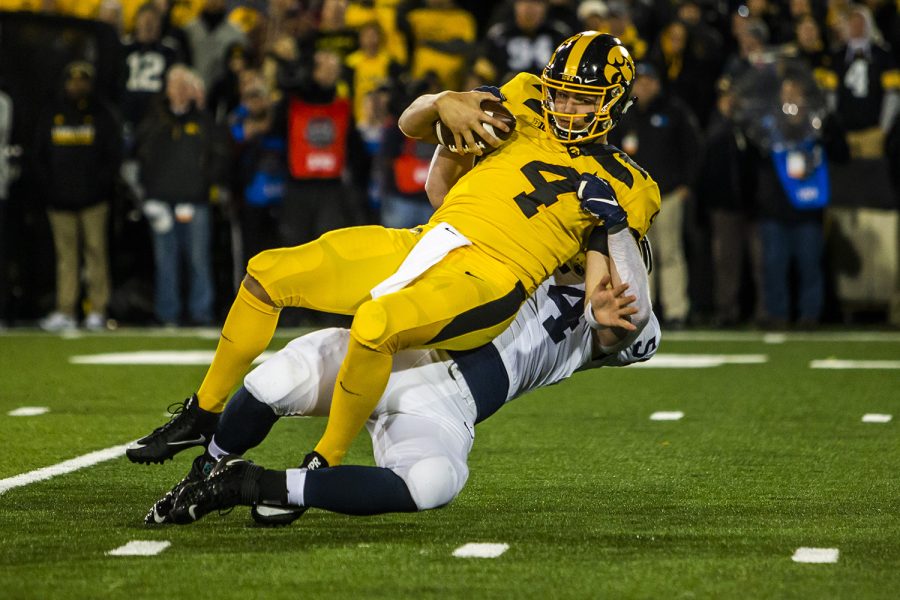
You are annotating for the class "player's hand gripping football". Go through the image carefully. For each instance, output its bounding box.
[577,173,628,232]
[433,90,511,156]
[588,274,638,330]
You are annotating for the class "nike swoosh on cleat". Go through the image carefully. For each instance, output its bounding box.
[151,507,167,524]
[188,506,198,521]
[255,505,301,517]
[166,436,207,447]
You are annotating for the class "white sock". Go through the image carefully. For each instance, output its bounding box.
[286,468,307,507]
[207,435,230,461]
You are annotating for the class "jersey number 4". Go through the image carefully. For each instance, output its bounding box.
[542,285,584,344]
[514,161,580,218]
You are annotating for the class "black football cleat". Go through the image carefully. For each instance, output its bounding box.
[250,451,328,527]
[127,395,219,464]
[170,454,263,524]
[144,453,216,525]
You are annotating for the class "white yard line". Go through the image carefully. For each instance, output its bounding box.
[650,411,684,421]
[810,359,900,370]
[8,406,49,416]
[792,547,839,563]
[452,543,509,558]
[664,331,900,343]
[70,351,275,365]
[0,444,129,495]
[107,541,171,556]
[862,413,893,423]
[632,354,768,368]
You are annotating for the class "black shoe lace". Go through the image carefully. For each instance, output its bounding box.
[150,399,189,435]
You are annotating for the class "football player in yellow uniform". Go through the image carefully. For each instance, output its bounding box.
[126,32,661,473]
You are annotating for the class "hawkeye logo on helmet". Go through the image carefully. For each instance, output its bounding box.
[603,46,634,84]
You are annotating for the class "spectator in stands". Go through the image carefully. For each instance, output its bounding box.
[97,0,125,36]
[401,0,477,91]
[276,48,366,245]
[228,71,286,264]
[577,1,646,61]
[722,16,771,84]
[136,65,228,326]
[34,62,122,331]
[208,43,252,123]
[377,78,440,229]
[749,71,849,327]
[609,62,703,327]
[150,0,191,63]
[647,17,719,127]
[832,5,899,145]
[121,3,180,139]
[183,0,247,89]
[345,20,399,128]
[314,0,359,60]
[479,0,571,84]
[788,14,835,76]
[746,0,793,44]
[696,79,761,326]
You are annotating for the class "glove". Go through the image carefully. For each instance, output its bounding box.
[577,173,628,232]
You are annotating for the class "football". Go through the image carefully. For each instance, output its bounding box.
[433,99,516,154]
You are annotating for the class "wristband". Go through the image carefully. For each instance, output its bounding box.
[584,301,603,330]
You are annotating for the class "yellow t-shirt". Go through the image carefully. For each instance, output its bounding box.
[430,72,660,291]
[345,48,394,123]
[406,6,475,90]
[346,0,407,65]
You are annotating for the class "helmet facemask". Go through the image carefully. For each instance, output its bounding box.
[541,78,629,143]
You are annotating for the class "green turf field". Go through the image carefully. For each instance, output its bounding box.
[1,329,898,599]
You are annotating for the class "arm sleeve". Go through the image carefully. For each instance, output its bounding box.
[597,227,653,354]
[592,311,661,367]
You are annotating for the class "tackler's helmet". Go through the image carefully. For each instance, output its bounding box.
[541,32,636,143]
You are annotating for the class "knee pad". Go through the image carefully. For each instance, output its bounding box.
[403,456,464,511]
[351,300,389,348]
[243,328,353,417]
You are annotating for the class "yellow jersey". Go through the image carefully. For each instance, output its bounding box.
[430,72,660,291]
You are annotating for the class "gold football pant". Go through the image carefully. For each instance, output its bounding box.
[199,225,526,465]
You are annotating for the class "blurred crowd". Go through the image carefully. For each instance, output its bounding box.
[0,0,897,330]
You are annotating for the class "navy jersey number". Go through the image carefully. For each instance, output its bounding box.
[542,284,584,343]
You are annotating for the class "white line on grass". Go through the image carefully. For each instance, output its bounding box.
[631,354,768,368]
[452,543,509,558]
[862,413,892,423]
[792,547,839,563]
[107,541,171,556]
[0,444,129,495]
[810,359,900,370]
[665,331,900,343]
[650,411,684,421]
[69,350,275,365]
[8,406,49,416]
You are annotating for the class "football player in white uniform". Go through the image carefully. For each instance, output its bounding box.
[156,223,659,525]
